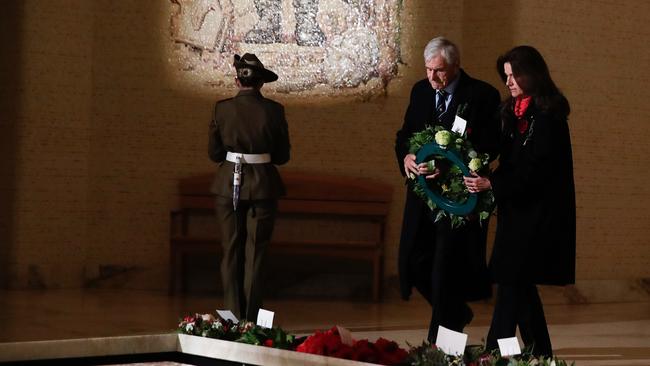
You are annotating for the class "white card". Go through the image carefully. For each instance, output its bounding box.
[336,326,354,346]
[256,308,274,328]
[435,326,467,356]
[451,115,467,135]
[497,337,522,356]
[216,310,239,324]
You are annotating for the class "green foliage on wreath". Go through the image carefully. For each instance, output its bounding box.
[406,341,576,366]
[407,341,453,366]
[408,125,496,228]
[236,323,297,350]
[177,314,298,350]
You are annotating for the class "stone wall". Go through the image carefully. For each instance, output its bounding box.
[1,0,648,297]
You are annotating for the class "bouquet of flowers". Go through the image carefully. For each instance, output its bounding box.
[177,313,244,340]
[176,313,575,366]
[177,313,298,350]
[407,341,575,366]
[408,125,496,228]
[296,327,409,365]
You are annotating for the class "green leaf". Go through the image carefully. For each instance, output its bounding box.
[451,215,465,228]
[434,210,446,222]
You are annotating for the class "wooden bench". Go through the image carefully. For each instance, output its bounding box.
[169,170,393,301]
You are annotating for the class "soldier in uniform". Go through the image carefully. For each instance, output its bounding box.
[209,53,291,320]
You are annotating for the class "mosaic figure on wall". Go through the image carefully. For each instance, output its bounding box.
[245,0,325,46]
[168,0,401,97]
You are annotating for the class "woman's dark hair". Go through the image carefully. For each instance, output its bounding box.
[236,67,263,87]
[497,45,570,123]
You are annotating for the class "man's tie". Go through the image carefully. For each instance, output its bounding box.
[436,89,448,118]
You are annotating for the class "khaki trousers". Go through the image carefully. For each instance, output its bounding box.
[215,196,277,321]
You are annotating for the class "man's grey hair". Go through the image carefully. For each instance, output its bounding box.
[423,36,460,66]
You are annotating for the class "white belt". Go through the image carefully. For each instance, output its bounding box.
[226,152,271,164]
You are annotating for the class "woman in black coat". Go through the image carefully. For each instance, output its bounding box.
[464,46,576,357]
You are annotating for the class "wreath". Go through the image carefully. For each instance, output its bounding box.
[408,125,495,228]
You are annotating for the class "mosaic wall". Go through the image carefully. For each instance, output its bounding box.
[168,0,402,96]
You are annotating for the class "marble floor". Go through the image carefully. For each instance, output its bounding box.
[0,288,648,365]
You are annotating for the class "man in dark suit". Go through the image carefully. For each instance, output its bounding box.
[395,37,501,341]
[209,53,290,321]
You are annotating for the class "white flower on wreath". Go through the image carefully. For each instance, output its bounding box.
[468,158,482,172]
[434,130,452,147]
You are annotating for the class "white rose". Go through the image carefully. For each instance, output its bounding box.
[468,158,482,172]
[434,130,452,146]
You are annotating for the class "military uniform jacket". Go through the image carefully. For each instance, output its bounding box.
[209,89,290,200]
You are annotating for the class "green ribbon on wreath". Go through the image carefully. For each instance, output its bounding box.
[415,143,477,216]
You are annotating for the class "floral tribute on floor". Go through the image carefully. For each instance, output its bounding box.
[296,326,408,365]
[407,341,574,366]
[177,313,574,366]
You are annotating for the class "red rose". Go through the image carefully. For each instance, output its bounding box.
[351,340,378,363]
[375,338,408,365]
[331,345,354,359]
[264,339,274,347]
[296,331,327,355]
[322,333,343,355]
[313,328,341,351]
[374,337,397,352]
[466,127,472,135]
